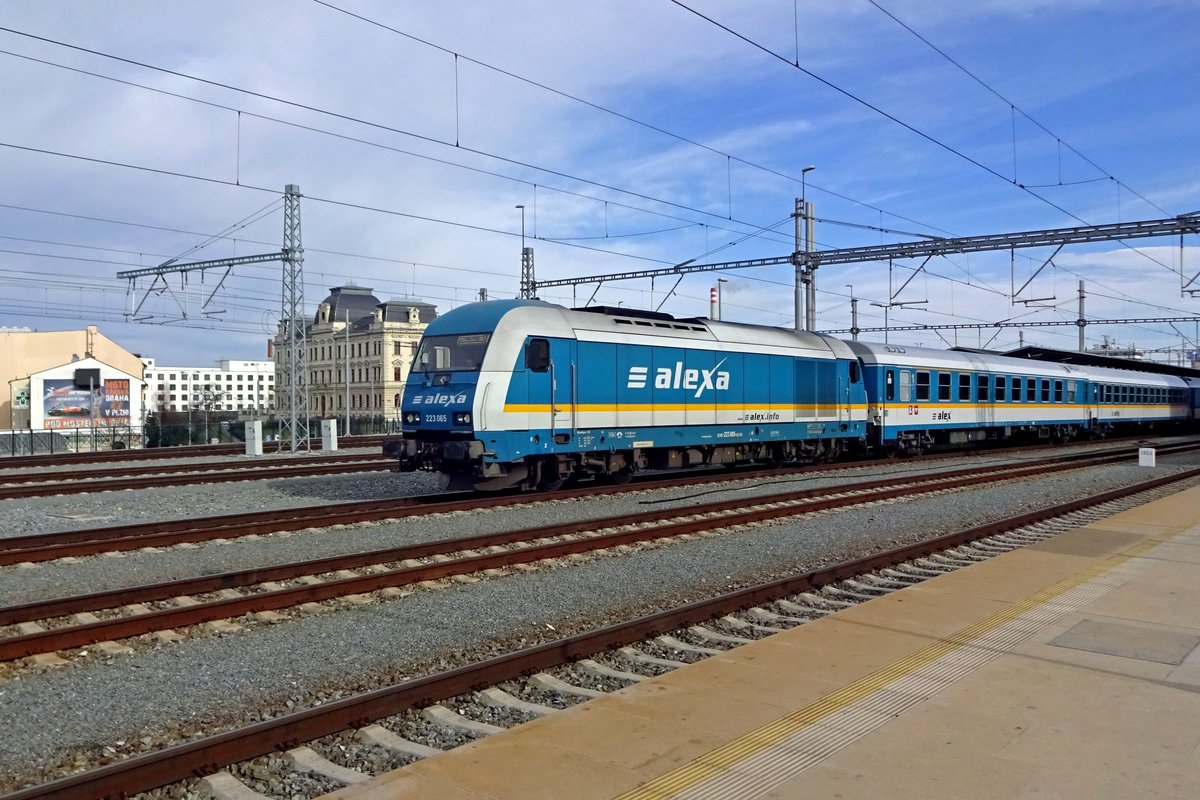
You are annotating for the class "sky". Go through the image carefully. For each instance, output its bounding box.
[0,0,1197,365]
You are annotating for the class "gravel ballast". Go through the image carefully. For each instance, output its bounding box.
[1,448,1197,790]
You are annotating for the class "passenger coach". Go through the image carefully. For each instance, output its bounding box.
[847,341,1193,454]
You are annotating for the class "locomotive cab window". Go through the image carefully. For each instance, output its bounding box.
[526,338,551,372]
[413,333,490,373]
[849,360,861,384]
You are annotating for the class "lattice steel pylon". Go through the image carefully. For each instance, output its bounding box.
[276,184,310,452]
[519,247,535,299]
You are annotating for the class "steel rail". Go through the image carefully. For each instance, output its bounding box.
[1,445,1186,660]
[6,466,1199,800]
[0,441,1169,565]
[0,460,393,500]
[0,435,384,468]
[0,452,386,485]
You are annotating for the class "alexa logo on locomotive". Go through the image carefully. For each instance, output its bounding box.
[626,359,731,398]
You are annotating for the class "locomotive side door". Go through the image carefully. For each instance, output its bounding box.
[524,337,575,440]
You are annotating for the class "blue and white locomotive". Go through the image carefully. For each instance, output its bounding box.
[392,299,1198,490]
[396,299,867,491]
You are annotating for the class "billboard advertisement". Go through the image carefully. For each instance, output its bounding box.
[42,378,131,429]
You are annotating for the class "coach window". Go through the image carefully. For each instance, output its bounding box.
[1039,379,1050,402]
[526,338,551,372]
[938,373,952,401]
[1054,380,1064,403]
[958,373,972,401]
[1067,381,1077,404]
[1010,377,1021,402]
[885,370,896,401]
[995,375,1006,401]
[1025,378,1036,403]
[978,374,990,402]
[915,371,930,402]
[899,370,912,402]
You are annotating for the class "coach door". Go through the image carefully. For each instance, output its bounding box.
[968,357,994,427]
[882,367,908,416]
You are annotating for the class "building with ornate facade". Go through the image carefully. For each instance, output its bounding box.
[276,285,436,422]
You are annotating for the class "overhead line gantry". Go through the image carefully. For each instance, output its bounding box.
[532,212,1200,329]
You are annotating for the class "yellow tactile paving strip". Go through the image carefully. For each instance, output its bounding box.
[615,525,1180,800]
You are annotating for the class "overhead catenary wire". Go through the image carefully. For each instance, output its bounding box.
[666,0,1182,279]
[0,10,1185,355]
[866,0,1171,218]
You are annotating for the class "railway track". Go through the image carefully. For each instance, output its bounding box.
[6,464,1198,799]
[0,454,394,499]
[0,435,385,468]
[3,442,1195,663]
[0,439,1180,566]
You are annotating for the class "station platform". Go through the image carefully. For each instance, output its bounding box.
[328,485,1200,800]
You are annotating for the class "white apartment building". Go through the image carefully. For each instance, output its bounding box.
[142,358,275,414]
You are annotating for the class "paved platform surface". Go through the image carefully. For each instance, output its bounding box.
[326,485,1200,800]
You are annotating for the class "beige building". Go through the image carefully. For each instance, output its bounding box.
[275,286,436,421]
[1,326,145,429]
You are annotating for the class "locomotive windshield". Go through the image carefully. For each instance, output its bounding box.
[413,333,491,373]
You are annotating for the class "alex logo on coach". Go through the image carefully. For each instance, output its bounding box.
[626,359,731,399]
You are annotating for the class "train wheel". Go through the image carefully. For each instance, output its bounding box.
[611,467,633,484]
[536,457,564,491]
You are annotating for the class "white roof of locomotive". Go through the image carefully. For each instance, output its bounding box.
[492,302,854,361]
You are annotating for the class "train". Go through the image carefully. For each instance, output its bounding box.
[386,299,1200,491]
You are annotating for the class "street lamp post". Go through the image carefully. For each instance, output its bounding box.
[870,300,928,344]
[846,284,859,341]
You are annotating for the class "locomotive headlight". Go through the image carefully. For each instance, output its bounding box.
[454,412,472,425]
[404,412,418,424]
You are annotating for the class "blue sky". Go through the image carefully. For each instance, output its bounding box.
[1,0,1197,364]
